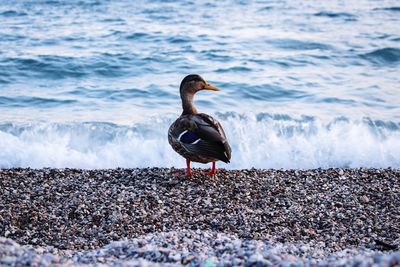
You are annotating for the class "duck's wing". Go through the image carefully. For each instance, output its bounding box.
[170,114,231,163]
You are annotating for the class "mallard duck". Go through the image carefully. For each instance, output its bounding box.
[168,74,232,176]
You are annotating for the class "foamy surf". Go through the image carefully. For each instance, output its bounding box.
[0,113,399,169]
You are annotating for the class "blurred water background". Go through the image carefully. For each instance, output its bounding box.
[0,0,399,169]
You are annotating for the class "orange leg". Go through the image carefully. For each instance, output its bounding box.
[207,162,216,176]
[186,159,192,177]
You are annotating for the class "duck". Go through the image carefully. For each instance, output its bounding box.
[168,74,232,176]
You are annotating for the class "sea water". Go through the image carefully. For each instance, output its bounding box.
[0,0,399,169]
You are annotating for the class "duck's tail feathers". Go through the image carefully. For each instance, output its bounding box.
[184,140,230,163]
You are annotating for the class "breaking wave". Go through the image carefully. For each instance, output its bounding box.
[0,113,399,169]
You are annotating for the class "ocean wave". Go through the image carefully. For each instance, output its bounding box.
[0,10,27,17]
[224,83,309,101]
[63,86,175,100]
[313,11,355,19]
[268,39,332,51]
[215,66,252,73]
[373,7,400,12]
[166,36,194,44]
[40,0,102,7]
[318,97,356,105]
[258,6,274,12]
[0,96,77,108]
[0,57,87,80]
[200,51,233,62]
[0,55,130,81]
[125,32,151,40]
[0,114,399,169]
[360,47,400,65]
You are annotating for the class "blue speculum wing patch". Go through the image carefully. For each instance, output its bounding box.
[180,131,200,143]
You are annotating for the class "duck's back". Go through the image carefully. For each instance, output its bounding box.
[168,113,231,163]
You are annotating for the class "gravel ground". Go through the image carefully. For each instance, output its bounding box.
[0,167,399,266]
[1,230,400,266]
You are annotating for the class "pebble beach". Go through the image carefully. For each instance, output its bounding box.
[1,168,399,266]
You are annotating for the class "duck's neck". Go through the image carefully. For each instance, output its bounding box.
[181,92,198,115]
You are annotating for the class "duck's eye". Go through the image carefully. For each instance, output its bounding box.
[191,78,202,83]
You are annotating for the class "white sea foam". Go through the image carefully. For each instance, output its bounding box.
[0,114,399,169]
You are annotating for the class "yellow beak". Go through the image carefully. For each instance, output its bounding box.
[203,83,220,91]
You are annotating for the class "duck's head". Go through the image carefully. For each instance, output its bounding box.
[179,74,220,115]
[179,74,219,97]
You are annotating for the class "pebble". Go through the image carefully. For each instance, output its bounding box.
[0,167,399,266]
[0,230,390,267]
